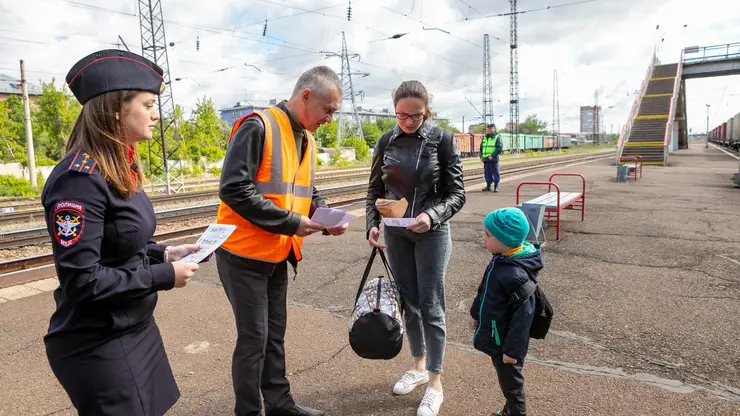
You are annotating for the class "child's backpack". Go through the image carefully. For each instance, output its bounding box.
[348,247,405,359]
[510,273,554,339]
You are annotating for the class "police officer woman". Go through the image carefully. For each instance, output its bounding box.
[41,49,201,415]
[366,80,465,416]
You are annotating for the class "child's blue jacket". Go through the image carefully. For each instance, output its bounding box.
[470,242,543,360]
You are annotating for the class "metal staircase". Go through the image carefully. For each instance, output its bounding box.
[617,55,683,165]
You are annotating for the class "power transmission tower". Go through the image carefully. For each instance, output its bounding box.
[483,34,493,126]
[138,0,184,194]
[553,69,560,150]
[509,0,520,154]
[326,31,367,148]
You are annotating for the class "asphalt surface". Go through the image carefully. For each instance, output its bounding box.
[1,142,739,416]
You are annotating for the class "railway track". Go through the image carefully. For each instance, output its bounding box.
[0,151,613,279]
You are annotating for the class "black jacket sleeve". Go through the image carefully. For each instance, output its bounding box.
[501,268,535,359]
[423,131,466,228]
[310,186,328,217]
[219,118,302,236]
[46,173,175,304]
[146,242,167,264]
[365,131,392,238]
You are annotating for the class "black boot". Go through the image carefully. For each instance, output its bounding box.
[265,403,325,416]
[482,184,491,192]
[493,182,499,193]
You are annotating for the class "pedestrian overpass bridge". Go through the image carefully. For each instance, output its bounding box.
[616,42,740,166]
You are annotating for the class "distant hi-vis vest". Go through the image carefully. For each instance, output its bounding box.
[216,107,316,263]
[481,133,499,158]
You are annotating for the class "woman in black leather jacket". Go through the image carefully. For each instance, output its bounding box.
[365,80,465,416]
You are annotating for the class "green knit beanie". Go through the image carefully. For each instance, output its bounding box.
[484,208,530,248]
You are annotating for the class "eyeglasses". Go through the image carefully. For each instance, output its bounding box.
[396,112,423,121]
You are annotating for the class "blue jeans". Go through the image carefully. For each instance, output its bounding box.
[484,160,500,185]
[384,222,452,373]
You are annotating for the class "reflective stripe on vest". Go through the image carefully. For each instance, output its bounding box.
[481,134,499,158]
[216,107,316,263]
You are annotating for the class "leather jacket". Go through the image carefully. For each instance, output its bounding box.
[366,120,466,237]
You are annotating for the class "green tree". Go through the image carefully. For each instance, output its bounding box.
[361,121,381,148]
[376,118,396,133]
[519,114,548,134]
[436,119,460,133]
[316,121,337,147]
[35,80,81,160]
[340,137,370,160]
[0,100,23,163]
[470,123,487,134]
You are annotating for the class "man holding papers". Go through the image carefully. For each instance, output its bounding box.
[214,66,346,416]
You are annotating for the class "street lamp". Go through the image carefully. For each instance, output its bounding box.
[705,104,710,148]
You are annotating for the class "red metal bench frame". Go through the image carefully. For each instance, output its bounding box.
[516,173,586,241]
[616,155,643,181]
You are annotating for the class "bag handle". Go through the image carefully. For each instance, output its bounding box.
[354,247,393,304]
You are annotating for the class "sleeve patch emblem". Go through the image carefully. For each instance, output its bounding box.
[53,201,84,248]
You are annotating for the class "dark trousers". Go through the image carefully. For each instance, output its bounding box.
[484,160,500,185]
[216,249,294,416]
[491,355,526,416]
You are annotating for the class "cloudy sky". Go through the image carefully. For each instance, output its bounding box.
[1,0,738,135]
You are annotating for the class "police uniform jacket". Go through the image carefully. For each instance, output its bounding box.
[41,149,179,415]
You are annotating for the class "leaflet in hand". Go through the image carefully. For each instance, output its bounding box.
[178,224,237,264]
[311,207,357,228]
[383,217,417,227]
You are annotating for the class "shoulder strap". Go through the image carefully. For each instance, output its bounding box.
[507,264,538,305]
[410,126,448,190]
[355,247,393,304]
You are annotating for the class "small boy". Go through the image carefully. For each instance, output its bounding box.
[469,207,543,416]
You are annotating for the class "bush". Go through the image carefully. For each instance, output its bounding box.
[340,137,370,161]
[208,167,222,176]
[0,174,37,197]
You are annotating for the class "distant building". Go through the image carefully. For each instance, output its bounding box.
[580,105,601,134]
[0,74,42,102]
[219,99,449,128]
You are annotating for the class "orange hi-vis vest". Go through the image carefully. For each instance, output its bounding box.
[216,107,316,263]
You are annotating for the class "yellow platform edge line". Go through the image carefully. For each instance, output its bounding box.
[625,142,664,147]
[649,76,675,81]
[642,161,666,165]
[643,93,673,98]
[636,114,669,120]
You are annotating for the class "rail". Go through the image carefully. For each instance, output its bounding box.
[617,53,657,161]
[682,42,740,64]
[664,50,684,165]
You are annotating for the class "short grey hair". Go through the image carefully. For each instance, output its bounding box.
[291,66,343,99]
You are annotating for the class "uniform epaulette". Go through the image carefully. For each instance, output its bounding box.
[67,150,98,175]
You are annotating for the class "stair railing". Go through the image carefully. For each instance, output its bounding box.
[617,53,658,161]
[663,50,684,165]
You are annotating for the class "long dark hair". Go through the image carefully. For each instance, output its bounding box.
[66,90,144,198]
[392,80,433,120]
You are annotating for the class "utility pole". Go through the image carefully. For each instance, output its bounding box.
[483,34,493,126]
[593,90,599,146]
[20,60,36,187]
[327,31,367,148]
[509,0,520,154]
[462,116,465,133]
[138,0,184,194]
[552,69,560,151]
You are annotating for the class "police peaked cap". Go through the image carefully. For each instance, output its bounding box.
[487,123,496,128]
[65,49,165,105]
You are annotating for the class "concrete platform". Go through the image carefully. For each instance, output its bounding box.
[1,143,739,415]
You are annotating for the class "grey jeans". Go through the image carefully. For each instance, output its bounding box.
[384,222,452,373]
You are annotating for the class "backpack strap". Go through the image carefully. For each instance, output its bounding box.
[509,279,536,306]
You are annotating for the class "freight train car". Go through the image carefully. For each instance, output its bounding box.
[452,131,570,158]
[707,110,740,150]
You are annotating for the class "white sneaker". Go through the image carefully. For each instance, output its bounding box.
[392,370,429,395]
[417,387,444,416]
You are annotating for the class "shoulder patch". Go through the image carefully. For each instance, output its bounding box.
[67,150,97,175]
[53,201,84,248]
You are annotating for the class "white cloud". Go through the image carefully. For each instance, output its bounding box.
[1,0,738,135]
